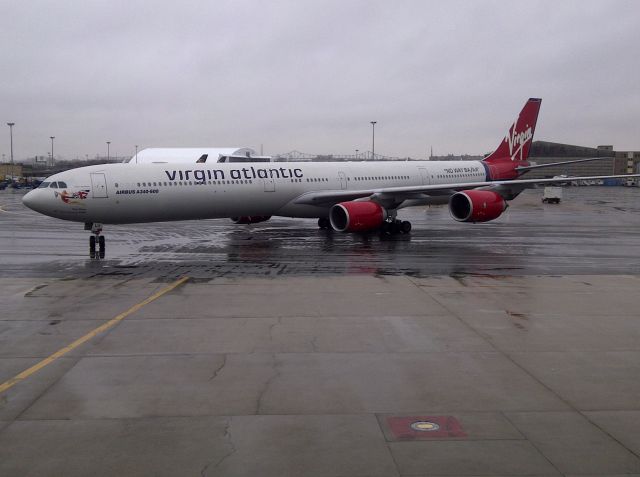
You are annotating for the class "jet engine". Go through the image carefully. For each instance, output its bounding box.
[231,216,272,224]
[449,190,507,223]
[329,201,387,232]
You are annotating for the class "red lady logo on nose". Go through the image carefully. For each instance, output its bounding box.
[55,190,89,204]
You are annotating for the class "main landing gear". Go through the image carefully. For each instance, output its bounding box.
[381,209,411,235]
[318,217,331,229]
[85,222,105,259]
[381,219,412,235]
[317,216,411,234]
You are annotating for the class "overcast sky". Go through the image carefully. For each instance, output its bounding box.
[1,0,639,161]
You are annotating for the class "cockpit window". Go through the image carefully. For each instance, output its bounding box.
[58,181,68,188]
[49,182,58,188]
[38,182,50,188]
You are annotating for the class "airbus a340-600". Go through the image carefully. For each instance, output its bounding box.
[22,98,636,258]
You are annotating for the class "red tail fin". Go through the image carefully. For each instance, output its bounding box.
[484,98,541,164]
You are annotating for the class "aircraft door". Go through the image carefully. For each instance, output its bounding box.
[418,167,431,185]
[90,173,108,198]
[263,177,275,192]
[338,171,347,190]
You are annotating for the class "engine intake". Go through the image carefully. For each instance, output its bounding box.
[329,201,387,232]
[231,216,271,224]
[449,190,507,223]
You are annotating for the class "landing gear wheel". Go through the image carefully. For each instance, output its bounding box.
[98,235,106,259]
[318,217,330,229]
[88,223,105,259]
[400,220,412,234]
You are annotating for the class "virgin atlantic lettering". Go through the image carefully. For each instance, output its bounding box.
[164,167,304,182]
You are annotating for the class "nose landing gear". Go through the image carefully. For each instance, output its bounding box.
[86,222,105,259]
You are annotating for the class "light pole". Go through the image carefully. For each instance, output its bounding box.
[7,123,15,174]
[355,149,359,160]
[370,121,377,160]
[50,136,55,166]
[135,145,138,163]
[107,141,111,161]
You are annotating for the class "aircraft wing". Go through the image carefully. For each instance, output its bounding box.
[293,173,640,206]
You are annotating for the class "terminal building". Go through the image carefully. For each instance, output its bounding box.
[0,163,23,181]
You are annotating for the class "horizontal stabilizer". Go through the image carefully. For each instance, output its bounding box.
[516,156,613,172]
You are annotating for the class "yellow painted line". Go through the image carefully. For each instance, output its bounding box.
[0,276,190,395]
[0,204,23,215]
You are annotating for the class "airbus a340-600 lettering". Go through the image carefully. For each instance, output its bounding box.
[22,98,637,258]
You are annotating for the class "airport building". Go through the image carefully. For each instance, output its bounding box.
[0,163,23,180]
[614,149,640,175]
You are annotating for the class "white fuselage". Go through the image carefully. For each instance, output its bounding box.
[23,160,488,224]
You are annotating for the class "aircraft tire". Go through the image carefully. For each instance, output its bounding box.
[400,221,412,234]
[98,236,106,259]
[89,236,96,257]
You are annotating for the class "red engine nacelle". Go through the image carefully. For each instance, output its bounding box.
[231,216,272,224]
[329,201,387,232]
[449,190,507,223]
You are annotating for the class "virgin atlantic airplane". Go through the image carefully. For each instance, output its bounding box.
[22,98,636,258]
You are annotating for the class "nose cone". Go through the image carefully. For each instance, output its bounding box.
[22,190,36,209]
[22,189,45,213]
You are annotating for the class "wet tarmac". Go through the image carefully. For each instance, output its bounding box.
[1,186,640,476]
[1,187,640,279]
